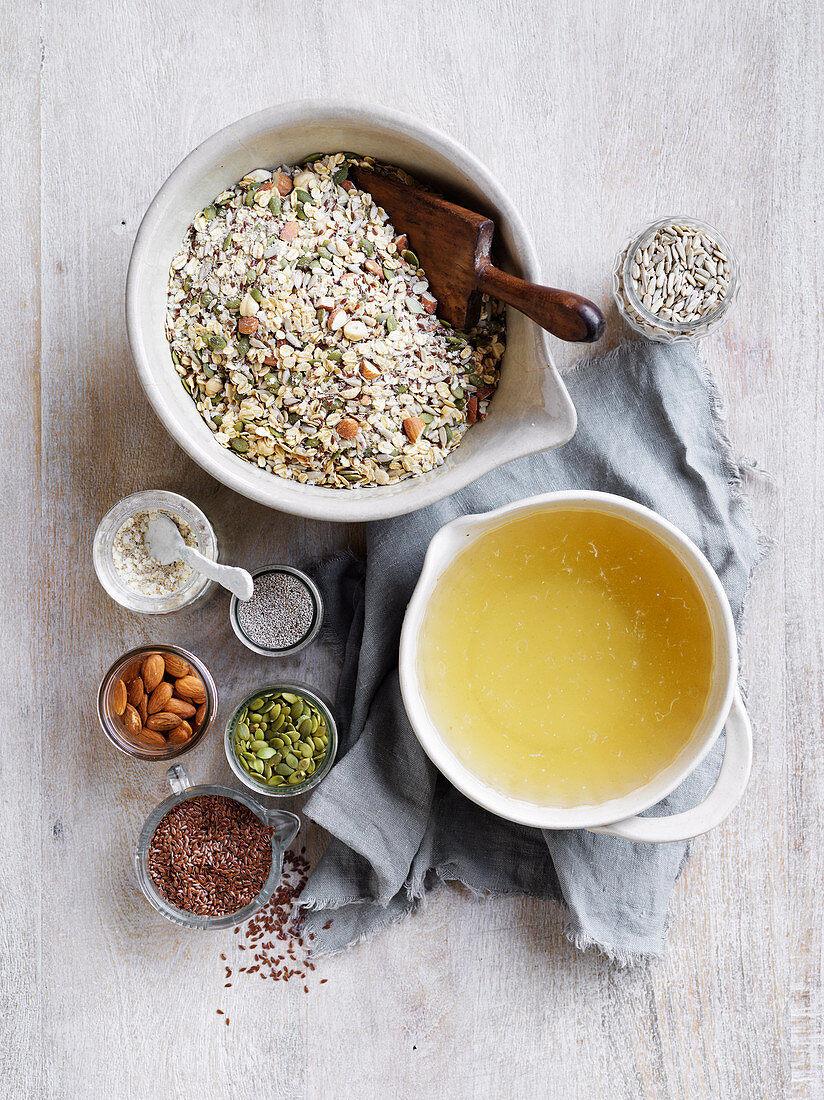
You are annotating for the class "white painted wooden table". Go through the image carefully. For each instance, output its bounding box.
[2,1,820,1096]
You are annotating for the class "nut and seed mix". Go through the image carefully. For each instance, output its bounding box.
[165,154,506,489]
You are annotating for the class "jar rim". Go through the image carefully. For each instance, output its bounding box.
[97,643,218,761]
[224,680,338,798]
[134,781,288,930]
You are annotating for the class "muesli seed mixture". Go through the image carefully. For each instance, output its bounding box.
[165,153,506,489]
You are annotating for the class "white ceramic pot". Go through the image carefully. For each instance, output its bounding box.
[126,102,576,522]
[399,491,753,843]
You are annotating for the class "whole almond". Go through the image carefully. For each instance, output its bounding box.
[111,679,127,716]
[195,703,206,729]
[275,171,293,196]
[166,696,196,719]
[337,418,359,440]
[175,675,206,704]
[145,712,182,732]
[122,704,141,738]
[141,653,165,693]
[403,416,426,444]
[167,720,193,745]
[127,676,144,709]
[147,682,174,715]
[138,729,168,749]
[163,653,190,679]
[122,659,143,684]
[138,694,148,724]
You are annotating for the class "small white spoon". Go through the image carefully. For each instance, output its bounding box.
[145,515,254,601]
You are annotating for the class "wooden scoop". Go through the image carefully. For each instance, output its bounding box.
[349,166,605,342]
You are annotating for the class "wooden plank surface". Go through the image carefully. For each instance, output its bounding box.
[2,0,820,1096]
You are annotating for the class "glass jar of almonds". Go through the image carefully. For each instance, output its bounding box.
[97,644,217,760]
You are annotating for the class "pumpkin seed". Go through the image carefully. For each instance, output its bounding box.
[269,194,282,216]
[250,288,264,303]
[230,438,249,453]
[203,205,217,221]
[401,249,419,267]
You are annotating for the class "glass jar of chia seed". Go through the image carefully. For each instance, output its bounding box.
[228,564,323,656]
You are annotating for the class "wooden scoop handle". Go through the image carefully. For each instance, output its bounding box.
[476,264,605,343]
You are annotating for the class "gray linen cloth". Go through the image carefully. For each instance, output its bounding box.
[298,342,761,963]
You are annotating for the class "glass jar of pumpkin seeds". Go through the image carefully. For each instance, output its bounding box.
[225,682,337,798]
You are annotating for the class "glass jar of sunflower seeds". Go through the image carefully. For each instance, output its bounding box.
[225,682,337,798]
[612,216,741,342]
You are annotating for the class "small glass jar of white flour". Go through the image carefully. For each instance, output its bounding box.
[93,490,218,614]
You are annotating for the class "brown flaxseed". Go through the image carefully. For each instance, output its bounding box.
[147,795,273,917]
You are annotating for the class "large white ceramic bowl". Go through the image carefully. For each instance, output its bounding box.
[126,102,577,522]
[399,491,753,843]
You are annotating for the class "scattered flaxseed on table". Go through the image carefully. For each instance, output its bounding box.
[165,153,506,489]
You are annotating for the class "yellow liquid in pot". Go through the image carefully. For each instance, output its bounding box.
[418,509,715,806]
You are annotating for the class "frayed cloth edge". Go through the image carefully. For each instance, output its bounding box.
[565,927,662,968]
[302,862,660,966]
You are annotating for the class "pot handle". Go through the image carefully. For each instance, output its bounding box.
[588,687,752,844]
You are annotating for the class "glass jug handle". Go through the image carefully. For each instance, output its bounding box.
[167,763,193,795]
